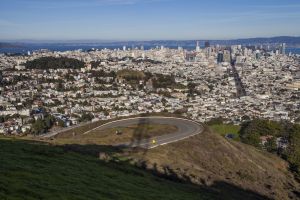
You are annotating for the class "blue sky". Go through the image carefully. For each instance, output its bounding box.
[0,0,300,40]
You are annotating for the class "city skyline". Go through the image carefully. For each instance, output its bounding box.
[1,0,300,40]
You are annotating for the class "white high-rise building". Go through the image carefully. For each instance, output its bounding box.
[281,43,286,55]
[196,41,200,52]
[123,46,126,51]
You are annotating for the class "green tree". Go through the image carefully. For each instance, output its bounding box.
[57,119,65,127]
[24,57,85,69]
[44,115,55,129]
[56,81,64,92]
[240,131,261,147]
[0,116,4,123]
[31,119,46,135]
[206,117,224,125]
[79,113,94,122]
[286,124,300,175]
[265,137,277,153]
[57,108,65,114]
[161,98,167,106]
[241,115,251,121]
[239,119,283,138]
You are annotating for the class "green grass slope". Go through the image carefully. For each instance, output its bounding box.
[0,139,221,200]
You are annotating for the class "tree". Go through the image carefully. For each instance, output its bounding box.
[44,115,55,129]
[239,120,300,177]
[24,57,85,69]
[0,116,4,123]
[187,82,197,95]
[103,110,109,116]
[286,124,300,175]
[265,137,277,153]
[31,119,46,135]
[79,113,94,122]
[239,119,283,138]
[56,81,64,92]
[241,115,251,121]
[161,98,167,106]
[57,107,65,114]
[57,119,65,127]
[240,131,261,147]
[206,117,224,125]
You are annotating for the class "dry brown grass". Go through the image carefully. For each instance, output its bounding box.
[125,127,300,200]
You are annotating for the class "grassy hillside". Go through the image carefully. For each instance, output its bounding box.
[209,124,240,141]
[127,127,300,200]
[0,138,245,200]
[2,122,299,199]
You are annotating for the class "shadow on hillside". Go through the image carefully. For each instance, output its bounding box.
[128,117,151,155]
[1,139,273,200]
[62,143,124,157]
[135,161,272,200]
[60,142,273,200]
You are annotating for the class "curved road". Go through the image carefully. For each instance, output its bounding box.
[84,117,204,149]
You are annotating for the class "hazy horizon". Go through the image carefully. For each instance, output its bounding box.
[1,35,300,44]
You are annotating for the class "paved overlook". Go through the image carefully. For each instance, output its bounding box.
[84,117,204,149]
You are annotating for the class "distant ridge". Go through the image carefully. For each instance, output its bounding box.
[1,36,300,47]
[0,42,22,48]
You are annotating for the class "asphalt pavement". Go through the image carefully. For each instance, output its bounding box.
[88,117,203,149]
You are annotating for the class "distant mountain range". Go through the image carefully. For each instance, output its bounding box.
[0,42,22,48]
[1,36,300,49]
[117,36,300,48]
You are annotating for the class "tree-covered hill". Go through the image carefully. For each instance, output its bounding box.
[25,56,85,69]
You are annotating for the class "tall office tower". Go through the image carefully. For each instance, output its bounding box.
[230,45,237,55]
[204,41,210,48]
[223,50,231,63]
[123,46,126,51]
[196,41,200,52]
[161,45,164,50]
[140,45,144,50]
[217,52,224,63]
[255,50,261,60]
[243,48,248,56]
[206,47,212,57]
[281,43,286,55]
